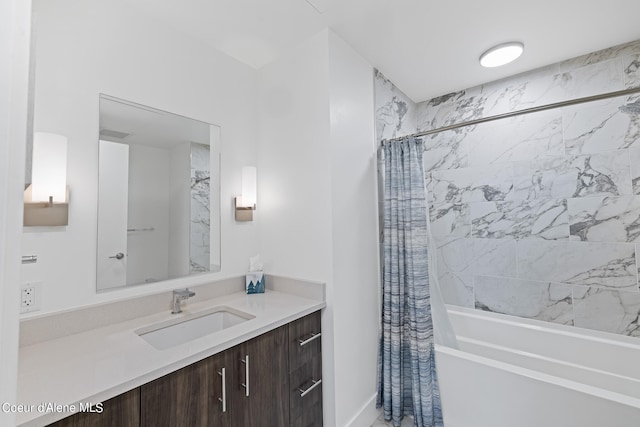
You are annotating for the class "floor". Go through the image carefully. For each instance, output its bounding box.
[371,412,415,426]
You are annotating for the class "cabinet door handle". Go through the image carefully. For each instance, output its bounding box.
[218,368,227,412]
[298,332,321,346]
[240,355,249,397]
[299,378,322,398]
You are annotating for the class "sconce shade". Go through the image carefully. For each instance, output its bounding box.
[235,166,256,221]
[31,132,68,203]
[240,166,257,208]
[24,132,69,226]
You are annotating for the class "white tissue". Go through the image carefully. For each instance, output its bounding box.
[249,254,263,272]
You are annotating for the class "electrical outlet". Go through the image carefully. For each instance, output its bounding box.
[22,287,34,306]
[20,282,42,313]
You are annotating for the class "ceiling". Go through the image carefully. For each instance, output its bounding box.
[131,0,640,102]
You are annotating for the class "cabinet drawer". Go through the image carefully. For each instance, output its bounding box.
[290,352,323,427]
[289,311,322,427]
[288,311,322,372]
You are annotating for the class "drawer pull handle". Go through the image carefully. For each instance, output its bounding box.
[299,378,322,398]
[217,368,227,413]
[298,332,321,347]
[240,355,250,397]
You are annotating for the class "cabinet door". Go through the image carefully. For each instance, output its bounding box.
[289,311,323,427]
[230,325,290,426]
[48,388,140,427]
[140,351,232,427]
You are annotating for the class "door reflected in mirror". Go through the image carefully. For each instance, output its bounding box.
[97,94,220,291]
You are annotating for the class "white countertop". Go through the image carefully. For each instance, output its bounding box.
[16,288,325,426]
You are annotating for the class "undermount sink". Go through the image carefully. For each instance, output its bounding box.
[136,306,254,350]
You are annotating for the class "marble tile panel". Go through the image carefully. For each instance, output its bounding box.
[190,143,211,273]
[374,69,417,141]
[430,164,514,206]
[471,198,568,240]
[479,64,564,116]
[429,202,470,237]
[558,39,640,73]
[417,66,565,133]
[437,271,474,308]
[416,88,483,132]
[568,196,640,242]
[623,53,640,89]
[424,171,434,200]
[517,240,637,290]
[573,286,640,337]
[435,236,517,280]
[434,235,474,275]
[637,243,640,285]
[416,91,461,131]
[472,238,518,277]
[569,151,632,197]
[557,58,623,100]
[511,150,632,201]
[475,276,573,325]
[467,110,563,166]
[422,128,468,172]
[630,147,640,195]
[563,96,640,155]
[511,156,576,200]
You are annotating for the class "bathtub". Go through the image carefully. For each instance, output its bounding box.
[435,305,640,427]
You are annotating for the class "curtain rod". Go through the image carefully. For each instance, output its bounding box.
[381,86,640,143]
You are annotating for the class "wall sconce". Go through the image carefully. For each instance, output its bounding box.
[235,166,256,222]
[23,132,69,227]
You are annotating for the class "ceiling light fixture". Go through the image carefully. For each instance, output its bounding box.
[479,42,524,68]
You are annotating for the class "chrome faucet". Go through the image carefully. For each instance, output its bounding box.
[171,288,196,314]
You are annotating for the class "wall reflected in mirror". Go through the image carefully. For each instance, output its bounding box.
[97,95,220,291]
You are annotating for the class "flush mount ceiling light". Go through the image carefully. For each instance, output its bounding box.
[479,42,524,68]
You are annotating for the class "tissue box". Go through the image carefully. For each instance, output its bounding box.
[246,272,265,294]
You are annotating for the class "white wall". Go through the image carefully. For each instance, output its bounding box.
[257,30,380,427]
[327,32,380,427]
[23,0,259,315]
[257,29,335,423]
[96,140,129,289]
[257,33,333,281]
[126,144,171,284]
[0,0,30,423]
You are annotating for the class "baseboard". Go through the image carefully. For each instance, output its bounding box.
[345,393,379,427]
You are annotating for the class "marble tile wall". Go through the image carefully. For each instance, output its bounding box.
[374,39,640,337]
[375,69,417,141]
[190,142,211,273]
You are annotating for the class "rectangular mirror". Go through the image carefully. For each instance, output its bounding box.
[97,94,220,290]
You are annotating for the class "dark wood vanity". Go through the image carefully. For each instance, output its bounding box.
[47,311,322,427]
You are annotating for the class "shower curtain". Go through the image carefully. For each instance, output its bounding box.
[377,137,443,427]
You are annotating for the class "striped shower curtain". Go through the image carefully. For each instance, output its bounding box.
[376,137,443,427]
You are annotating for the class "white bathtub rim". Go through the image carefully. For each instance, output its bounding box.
[446,304,640,349]
[435,344,640,410]
[457,336,640,385]
[457,336,640,398]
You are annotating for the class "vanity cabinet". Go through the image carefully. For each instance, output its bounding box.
[140,350,231,426]
[141,326,289,427]
[46,311,322,427]
[48,389,140,427]
[228,325,290,426]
